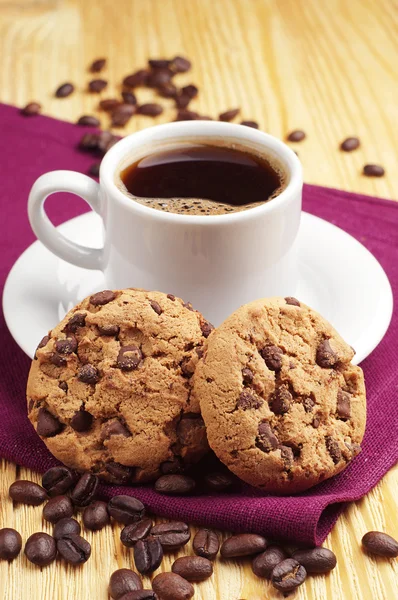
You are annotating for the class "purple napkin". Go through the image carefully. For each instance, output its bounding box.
[1,103,397,545]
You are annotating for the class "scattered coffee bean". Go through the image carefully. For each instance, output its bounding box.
[0,528,22,561]
[97,130,119,153]
[109,568,143,599]
[271,558,306,592]
[151,521,191,551]
[57,533,91,565]
[287,130,306,142]
[193,528,220,560]
[252,545,288,579]
[21,102,41,116]
[77,115,100,127]
[55,83,74,98]
[147,69,173,88]
[122,91,138,105]
[340,137,360,152]
[108,495,145,525]
[149,58,171,69]
[181,84,198,99]
[137,103,164,117]
[221,533,268,558]
[24,532,57,566]
[158,82,178,98]
[362,531,398,558]
[172,555,213,581]
[175,93,192,109]
[123,70,149,88]
[79,132,101,151]
[205,471,235,492]
[118,592,157,600]
[90,58,106,72]
[71,473,99,507]
[42,466,75,496]
[170,56,191,73]
[9,480,47,506]
[292,546,337,573]
[219,108,240,122]
[363,164,385,177]
[100,98,122,111]
[112,104,136,127]
[43,495,74,524]
[121,518,153,547]
[240,120,259,128]
[154,474,196,495]
[152,572,194,600]
[175,109,199,121]
[134,536,163,575]
[53,517,81,540]
[37,408,63,437]
[89,79,108,93]
[83,500,110,531]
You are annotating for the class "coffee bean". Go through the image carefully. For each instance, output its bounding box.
[147,69,173,88]
[137,103,164,117]
[160,456,184,475]
[256,422,279,452]
[83,500,110,531]
[112,104,137,127]
[109,568,143,599]
[106,462,135,484]
[170,56,191,73]
[271,558,306,592]
[287,130,306,142]
[24,532,57,566]
[108,495,145,525]
[0,528,22,561]
[55,335,77,354]
[152,572,194,600]
[205,471,235,492]
[53,518,81,540]
[241,120,259,128]
[57,534,91,564]
[340,137,360,152]
[362,531,398,558]
[98,323,120,336]
[149,58,171,69]
[55,83,74,98]
[118,592,157,600]
[37,408,63,437]
[122,91,138,105]
[193,528,220,560]
[21,102,41,116]
[89,79,108,93]
[260,345,283,371]
[337,389,351,419]
[77,364,100,384]
[43,495,74,523]
[117,346,143,371]
[172,556,213,582]
[175,94,192,109]
[220,534,268,558]
[42,466,75,497]
[79,132,101,151]
[252,545,288,579]
[292,547,337,573]
[196,115,214,120]
[219,108,240,122]
[134,536,163,575]
[9,480,47,506]
[123,70,150,88]
[270,384,292,415]
[181,84,198,99]
[71,409,94,431]
[121,518,153,547]
[71,473,99,507]
[363,164,385,177]
[158,82,178,98]
[100,98,122,111]
[316,339,338,368]
[90,58,106,72]
[77,115,100,127]
[175,109,199,121]
[237,389,262,410]
[97,130,119,153]
[155,475,196,496]
[151,521,190,551]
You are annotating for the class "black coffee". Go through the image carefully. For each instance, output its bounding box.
[119,144,286,215]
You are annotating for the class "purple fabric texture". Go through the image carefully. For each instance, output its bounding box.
[0,103,397,545]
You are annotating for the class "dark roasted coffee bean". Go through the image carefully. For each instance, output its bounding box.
[134,536,163,575]
[158,82,178,98]
[205,471,235,492]
[256,422,279,452]
[24,532,57,566]
[122,91,137,105]
[155,474,196,496]
[83,500,110,531]
[193,528,220,560]
[90,289,116,305]
[241,120,259,128]
[271,558,306,592]
[170,56,191,73]
[121,518,153,547]
[77,115,100,127]
[53,517,81,540]
[43,495,74,523]
[100,98,122,111]
[340,136,360,152]
[172,556,213,581]
[55,83,74,98]
[9,480,47,506]
[196,115,214,120]
[363,164,385,177]
[175,93,192,109]
[89,79,108,93]
[149,58,171,69]
[292,547,337,573]
[181,84,198,99]
[71,473,99,507]
[97,130,119,153]
[160,456,183,475]
[79,132,100,151]
[112,104,136,127]
[221,534,268,558]
[70,409,93,431]
[0,528,22,561]
[260,344,283,371]
[152,572,194,600]
[37,408,63,437]
[151,521,190,551]
[316,339,338,368]
[137,103,163,117]
[147,69,173,88]
[107,463,135,484]
[55,335,77,354]
[90,58,106,72]
[21,102,41,116]
[42,466,75,496]
[119,592,157,600]
[252,545,288,579]
[123,70,150,87]
[57,534,91,564]
[77,364,100,384]
[108,495,145,525]
[109,568,143,599]
[362,531,398,557]
[175,109,199,121]
[287,130,306,142]
[219,108,240,122]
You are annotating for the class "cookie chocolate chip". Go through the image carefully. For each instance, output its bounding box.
[117,346,143,370]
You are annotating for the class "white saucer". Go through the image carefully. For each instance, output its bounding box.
[3,211,393,364]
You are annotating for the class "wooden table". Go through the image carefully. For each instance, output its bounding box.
[0,1,397,599]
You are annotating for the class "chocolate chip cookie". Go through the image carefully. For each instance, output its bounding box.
[193,297,366,494]
[27,289,213,484]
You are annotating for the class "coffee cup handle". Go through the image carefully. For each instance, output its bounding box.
[28,170,103,270]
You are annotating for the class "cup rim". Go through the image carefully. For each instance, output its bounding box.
[100,121,302,224]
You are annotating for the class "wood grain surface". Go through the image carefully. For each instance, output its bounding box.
[0,1,397,599]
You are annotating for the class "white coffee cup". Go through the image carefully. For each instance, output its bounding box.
[28,121,302,325]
